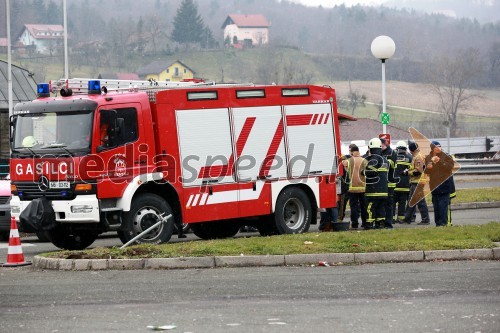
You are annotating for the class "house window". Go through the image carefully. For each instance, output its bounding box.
[184,68,187,74]
[166,69,169,73]
[174,67,179,76]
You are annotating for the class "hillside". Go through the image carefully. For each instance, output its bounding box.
[332,81,500,117]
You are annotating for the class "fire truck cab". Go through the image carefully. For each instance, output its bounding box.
[10,79,341,250]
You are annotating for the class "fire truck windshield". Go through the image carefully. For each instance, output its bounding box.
[12,111,94,156]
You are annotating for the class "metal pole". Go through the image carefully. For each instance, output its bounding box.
[381,59,387,134]
[120,214,172,249]
[63,0,68,79]
[6,0,13,117]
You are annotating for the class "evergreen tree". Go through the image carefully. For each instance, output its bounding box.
[171,0,206,45]
[45,1,62,25]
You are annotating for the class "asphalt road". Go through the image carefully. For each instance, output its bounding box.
[0,261,499,332]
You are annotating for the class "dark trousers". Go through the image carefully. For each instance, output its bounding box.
[404,183,430,223]
[348,192,367,227]
[393,190,409,221]
[319,208,339,230]
[365,196,387,228]
[432,193,450,226]
[337,193,348,221]
[385,187,395,228]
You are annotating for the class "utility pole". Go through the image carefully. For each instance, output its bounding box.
[6,0,13,117]
[63,0,69,79]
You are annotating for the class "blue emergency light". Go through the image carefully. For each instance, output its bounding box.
[88,80,101,94]
[37,83,51,97]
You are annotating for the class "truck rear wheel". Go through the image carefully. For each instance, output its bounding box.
[44,225,98,250]
[274,187,312,234]
[121,194,174,245]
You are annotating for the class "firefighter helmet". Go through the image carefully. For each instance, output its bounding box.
[368,137,382,149]
[396,140,407,149]
[22,136,38,148]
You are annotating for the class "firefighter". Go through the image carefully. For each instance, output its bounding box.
[393,140,412,223]
[337,151,351,222]
[424,141,454,227]
[362,138,389,230]
[381,138,397,229]
[448,175,456,226]
[342,144,368,229]
[403,142,430,224]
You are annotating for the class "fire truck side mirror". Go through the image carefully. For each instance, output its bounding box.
[9,115,17,146]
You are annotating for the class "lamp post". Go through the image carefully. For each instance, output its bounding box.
[371,35,395,134]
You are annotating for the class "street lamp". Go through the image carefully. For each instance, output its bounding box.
[371,35,396,134]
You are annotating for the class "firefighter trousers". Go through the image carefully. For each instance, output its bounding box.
[365,196,387,229]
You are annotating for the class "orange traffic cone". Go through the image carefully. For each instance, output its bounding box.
[1,216,31,267]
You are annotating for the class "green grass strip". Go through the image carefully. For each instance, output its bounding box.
[44,222,500,260]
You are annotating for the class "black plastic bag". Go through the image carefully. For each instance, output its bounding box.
[19,198,56,233]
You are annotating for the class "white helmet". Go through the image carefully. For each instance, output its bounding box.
[368,137,382,149]
[22,136,38,148]
[396,140,407,149]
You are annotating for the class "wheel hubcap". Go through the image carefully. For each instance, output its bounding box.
[283,198,305,230]
[133,206,164,241]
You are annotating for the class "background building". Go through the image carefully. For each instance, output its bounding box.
[222,14,270,48]
[137,60,196,82]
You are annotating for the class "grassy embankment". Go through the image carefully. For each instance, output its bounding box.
[45,223,500,260]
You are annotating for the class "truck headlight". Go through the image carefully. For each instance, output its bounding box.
[71,205,93,213]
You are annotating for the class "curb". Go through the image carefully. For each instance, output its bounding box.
[33,247,500,271]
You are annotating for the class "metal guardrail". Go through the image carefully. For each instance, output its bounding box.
[455,159,500,174]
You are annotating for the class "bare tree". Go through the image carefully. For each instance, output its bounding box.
[346,81,366,115]
[427,48,483,137]
[488,42,500,87]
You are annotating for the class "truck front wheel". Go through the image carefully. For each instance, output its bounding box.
[121,194,174,245]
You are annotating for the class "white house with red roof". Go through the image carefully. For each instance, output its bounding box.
[17,24,65,55]
[221,14,271,47]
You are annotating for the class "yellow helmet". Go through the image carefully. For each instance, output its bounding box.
[22,136,38,147]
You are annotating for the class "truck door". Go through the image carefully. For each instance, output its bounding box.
[94,104,144,199]
[176,108,239,222]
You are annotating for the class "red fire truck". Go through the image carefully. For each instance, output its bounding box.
[9,78,341,249]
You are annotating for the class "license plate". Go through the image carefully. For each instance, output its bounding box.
[49,181,70,189]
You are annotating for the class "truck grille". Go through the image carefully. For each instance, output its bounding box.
[13,183,75,201]
[0,196,9,204]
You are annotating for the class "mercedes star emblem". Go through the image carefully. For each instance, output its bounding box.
[38,176,50,192]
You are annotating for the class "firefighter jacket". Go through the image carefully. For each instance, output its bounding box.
[363,149,389,197]
[450,175,456,199]
[424,151,454,195]
[394,149,412,192]
[342,151,367,193]
[382,146,397,190]
[408,149,426,184]
[339,155,350,195]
